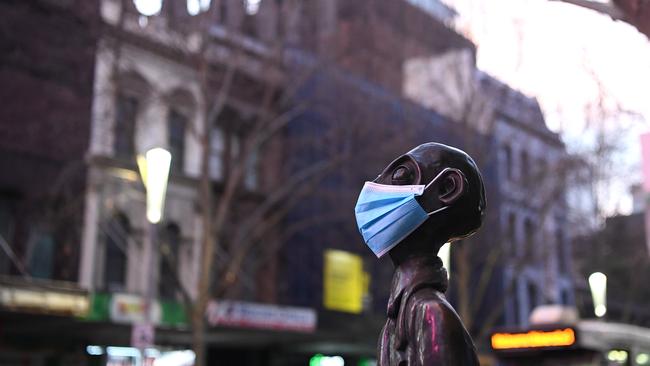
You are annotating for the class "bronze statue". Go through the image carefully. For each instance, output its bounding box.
[355,143,486,365]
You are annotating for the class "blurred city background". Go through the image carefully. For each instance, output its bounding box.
[1,0,650,365]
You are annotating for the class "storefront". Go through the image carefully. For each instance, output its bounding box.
[0,280,382,366]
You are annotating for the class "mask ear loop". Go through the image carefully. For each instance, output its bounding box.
[423,167,461,191]
[422,167,463,216]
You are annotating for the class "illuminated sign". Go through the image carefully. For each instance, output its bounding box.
[0,287,89,316]
[323,249,364,314]
[310,354,345,366]
[491,328,576,350]
[110,293,161,324]
[206,300,316,332]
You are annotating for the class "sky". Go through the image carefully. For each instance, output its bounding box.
[442,0,650,215]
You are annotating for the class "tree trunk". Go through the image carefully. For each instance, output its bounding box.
[193,78,214,366]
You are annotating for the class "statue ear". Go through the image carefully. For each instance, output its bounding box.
[438,169,466,205]
[375,155,422,185]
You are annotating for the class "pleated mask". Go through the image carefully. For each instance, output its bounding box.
[354,168,455,257]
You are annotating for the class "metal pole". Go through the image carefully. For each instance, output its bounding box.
[138,220,158,366]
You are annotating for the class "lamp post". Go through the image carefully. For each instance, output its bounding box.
[588,271,607,318]
[136,148,171,361]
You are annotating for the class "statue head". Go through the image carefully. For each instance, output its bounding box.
[358,142,486,263]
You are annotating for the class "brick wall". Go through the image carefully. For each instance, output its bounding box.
[0,0,99,281]
[332,0,475,94]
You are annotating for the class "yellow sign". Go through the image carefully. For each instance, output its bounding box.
[491,328,576,350]
[323,250,364,313]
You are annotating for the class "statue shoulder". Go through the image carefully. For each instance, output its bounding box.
[407,290,461,327]
[405,291,480,365]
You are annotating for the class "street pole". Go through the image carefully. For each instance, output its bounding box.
[141,220,158,365]
[136,148,171,365]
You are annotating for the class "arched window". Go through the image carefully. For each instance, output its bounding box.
[114,71,150,162]
[104,213,130,291]
[168,109,187,174]
[159,223,181,300]
[114,94,138,161]
[166,89,195,175]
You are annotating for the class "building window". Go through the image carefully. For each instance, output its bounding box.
[523,218,535,259]
[114,94,138,161]
[168,109,187,174]
[556,228,567,274]
[219,0,228,23]
[0,196,15,275]
[244,0,261,15]
[209,126,225,180]
[520,150,529,184]
[103,213,130,292]
[538,158,547,181]
[159,223,181,300]
[561,289,570,305]
[242,0,261,37]
[506,212,516,254]
[231,134,259,190]
[187,0,211,16]
[527,282,538,313]
[26,227,55,279]
[245,148,259,190]
[513,286,522,324]
[502,144,513,181]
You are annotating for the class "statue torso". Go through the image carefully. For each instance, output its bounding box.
[378,257,479,366]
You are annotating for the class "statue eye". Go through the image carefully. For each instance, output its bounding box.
[392,166,413,184]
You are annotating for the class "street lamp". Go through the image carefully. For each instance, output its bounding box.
[588,272,607,318]
[135,147,171,357]
[138,148,172,224]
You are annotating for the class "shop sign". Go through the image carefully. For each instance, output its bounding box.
[491,328,576,350]
[206,300,317,332]
[0,286,89,316]
[323,249,364,314]
[110,293,161,324]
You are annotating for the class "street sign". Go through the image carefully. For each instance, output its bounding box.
[111,293,161,324]
[131,322,154,349]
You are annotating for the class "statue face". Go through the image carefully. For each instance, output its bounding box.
[373,143,485,247]
[374,154,421,186]
[374,145,461,215]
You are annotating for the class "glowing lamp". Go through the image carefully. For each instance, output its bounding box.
[588,272,607,318]
[138,148,171,224]
[133,0,162,16]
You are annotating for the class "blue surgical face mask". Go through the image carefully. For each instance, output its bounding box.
[354,168,457,258]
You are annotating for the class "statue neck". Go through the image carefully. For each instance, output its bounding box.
[389,236,446,267]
